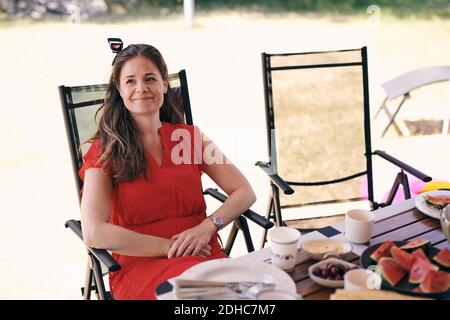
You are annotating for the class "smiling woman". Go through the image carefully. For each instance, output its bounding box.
[95,43,184,182]
[78,42,257,299]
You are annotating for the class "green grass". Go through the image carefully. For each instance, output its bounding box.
[2,0,449,24]
[139,0,450,19]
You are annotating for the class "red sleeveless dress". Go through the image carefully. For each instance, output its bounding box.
[79,122,228,300]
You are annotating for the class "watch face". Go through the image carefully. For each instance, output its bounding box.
[213,216,224,229]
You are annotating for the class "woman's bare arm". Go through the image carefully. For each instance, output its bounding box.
[81,168,210,257]
[168,133,256,258]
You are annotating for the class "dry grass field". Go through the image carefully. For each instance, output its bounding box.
[0,9,449,299]
[271,52,366,206]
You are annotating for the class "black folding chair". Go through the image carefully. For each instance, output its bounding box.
[59,69,273,300]
[256,47,432,247]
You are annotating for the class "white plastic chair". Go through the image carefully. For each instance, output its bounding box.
[374,66,450,137]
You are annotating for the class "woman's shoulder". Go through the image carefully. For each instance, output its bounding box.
[78,138,104,181]
[85,138,102,155]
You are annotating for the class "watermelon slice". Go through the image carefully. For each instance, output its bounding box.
[400,239,431,254]
[391,246,416,272]
[412,248,430,263]
[377,257,405,287]
[409,257,439,284]
[419,269,450,293]
[432,247,450,270]
[412,286,423,294]
[424,195,450,211]
[371,241,396,263]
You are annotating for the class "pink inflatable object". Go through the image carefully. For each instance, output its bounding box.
[360,174,427,204]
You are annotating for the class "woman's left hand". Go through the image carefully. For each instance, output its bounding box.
[167,219,217,258]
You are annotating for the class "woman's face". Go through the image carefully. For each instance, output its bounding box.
[118,55,168,117]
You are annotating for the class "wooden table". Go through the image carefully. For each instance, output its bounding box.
[155,198,449,300]
[236,198,449,300]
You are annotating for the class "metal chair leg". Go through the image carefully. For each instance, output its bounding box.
[238,216,255,253]
[260,194,273,249]
[385,170,411,206]
[381,94,410,137]
[373,97,387,119]
[272,185,284,227]
[223,221,239,256]
[82,260,93,300]
[91,255,108,300]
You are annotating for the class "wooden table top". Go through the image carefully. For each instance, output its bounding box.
[155,198,449,300]
[293,206,449,300]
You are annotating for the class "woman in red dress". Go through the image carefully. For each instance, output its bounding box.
[79,44,256,300]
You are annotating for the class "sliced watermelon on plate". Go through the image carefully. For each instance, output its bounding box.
[377,257,406,287]
[409,257,439,284]
[412,286,423,294]
[419,269,450,293]
[391,246,416,273]
[412,248,430,263]
[370,240,395,263]
[432,247,450,271]
[400,239,431,254]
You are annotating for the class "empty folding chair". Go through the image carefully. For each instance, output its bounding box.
[256,47,432,247]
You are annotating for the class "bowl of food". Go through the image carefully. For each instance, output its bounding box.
[308,257,360,288]
[301,238,353,261]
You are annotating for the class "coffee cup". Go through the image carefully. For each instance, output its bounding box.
[345,209,375,244]
[268,227,301,272]
[344,269,381,291]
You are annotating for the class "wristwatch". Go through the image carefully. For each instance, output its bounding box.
[209,216,224,231]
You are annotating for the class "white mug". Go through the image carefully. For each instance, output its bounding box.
[268,227,301,272]
[345,209,375,244]
[344,269,381,291]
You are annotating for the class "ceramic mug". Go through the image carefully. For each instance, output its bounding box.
[345,209,375,244]
[268,227,301,272]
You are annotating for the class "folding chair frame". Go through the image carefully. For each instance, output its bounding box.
[256,47,432,247]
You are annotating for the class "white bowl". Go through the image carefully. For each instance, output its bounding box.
[308,258,359,288]
[301,238,353,260]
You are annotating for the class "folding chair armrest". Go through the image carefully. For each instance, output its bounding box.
[255,161,294,195]
[203,188,274,229]
[373,150,432,182]
[65,219,121,272]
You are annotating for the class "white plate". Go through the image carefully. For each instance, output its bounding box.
[308,257,359,288]
[175,258,297,299]
[301,238,353,260]
[414,190,450,219]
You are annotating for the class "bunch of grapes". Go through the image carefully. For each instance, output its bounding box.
[312,263,359,281]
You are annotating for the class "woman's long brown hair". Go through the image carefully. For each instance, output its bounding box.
[89,44,184,183]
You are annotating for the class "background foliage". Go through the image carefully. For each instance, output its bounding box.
[112,0,450,17]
